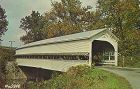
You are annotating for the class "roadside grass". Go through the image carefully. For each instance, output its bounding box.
[27,65,132,89]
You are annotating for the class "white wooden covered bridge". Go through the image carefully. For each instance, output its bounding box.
[16,28,118,72]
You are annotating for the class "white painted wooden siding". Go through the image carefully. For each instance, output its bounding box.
[16,39,91,55]
[17,58,89,72]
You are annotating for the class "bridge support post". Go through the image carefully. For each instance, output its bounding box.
[114,43,118,66]
[89,43,92,67]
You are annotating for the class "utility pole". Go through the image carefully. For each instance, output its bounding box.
[9,41,15,48]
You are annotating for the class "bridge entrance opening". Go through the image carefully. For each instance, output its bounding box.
[92,40,115,65]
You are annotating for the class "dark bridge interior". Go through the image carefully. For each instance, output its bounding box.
[92,40,115,65]
[20,66,62,81]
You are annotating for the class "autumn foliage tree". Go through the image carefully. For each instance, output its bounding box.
[20,0,101,42]
[43,0,98,38]
[96,0,140,56]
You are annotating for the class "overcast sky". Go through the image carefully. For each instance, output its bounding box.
[0,0,97,47]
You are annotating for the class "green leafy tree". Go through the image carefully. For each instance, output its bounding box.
[0,5,8,86]
[0,5,8,39]
[96,0,140,56]
[20,11,46,44]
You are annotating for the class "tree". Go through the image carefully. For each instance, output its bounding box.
[96,0,140,56]
[0,5,8,85]
[20,11,46,44]
[20,0,102,42]
[43,0,100,38]
[0,5,8,39]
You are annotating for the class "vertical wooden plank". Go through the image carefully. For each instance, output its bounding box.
[89,42,92,66]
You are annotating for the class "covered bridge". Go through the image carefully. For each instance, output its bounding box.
[16,28,118,72]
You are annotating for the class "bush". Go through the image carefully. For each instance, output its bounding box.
[0,47,15,79]
[66,65,91,77]
[27,65,132,89]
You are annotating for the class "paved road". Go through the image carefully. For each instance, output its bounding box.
[97,67,140,89]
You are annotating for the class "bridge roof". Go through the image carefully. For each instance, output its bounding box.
[18,28,117,49]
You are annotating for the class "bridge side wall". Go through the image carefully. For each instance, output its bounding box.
[16,39,91,55]
[17,59,89,72]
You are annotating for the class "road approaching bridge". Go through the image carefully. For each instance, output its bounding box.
[97,67,140,89]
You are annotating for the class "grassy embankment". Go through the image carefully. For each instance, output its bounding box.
[27,65,132,89]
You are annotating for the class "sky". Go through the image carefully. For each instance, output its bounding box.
[0,0,97,47]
